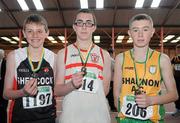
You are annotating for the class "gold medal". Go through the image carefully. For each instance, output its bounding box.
[32,72,38,78]
[135,88,142,95]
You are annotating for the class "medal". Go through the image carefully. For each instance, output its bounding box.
[76,43,94,77]
[32,72,38,79]
[135,88,142,95]
[81,66,87,76]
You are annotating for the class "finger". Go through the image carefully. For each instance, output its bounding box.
[30,79,38,89]
[31,88,38,96]
[137,104,146,108]
[25,79,36,88]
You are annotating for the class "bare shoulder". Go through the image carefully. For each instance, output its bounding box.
[7,50,15,61]
[160,53,171,65]
[115,52,124,64]
[57,48,65,58]
[102,49,110,59]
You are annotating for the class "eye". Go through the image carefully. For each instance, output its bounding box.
[26,30,32,33]
[74,20,83,26]
[77,21,83,24]
[132,29,138,32]
[86,21,94,27]
[37,30,43,34]
[143,28,149,31]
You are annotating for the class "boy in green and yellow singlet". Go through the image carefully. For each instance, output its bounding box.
[114,13,178,123]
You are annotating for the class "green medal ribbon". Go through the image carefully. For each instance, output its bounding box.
[131,48,150,94]
[76,43,94,76]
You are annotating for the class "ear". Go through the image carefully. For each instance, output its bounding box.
[22,30,26,38]
[128,29,131,37]
[46,30,49,37]
[151,28,155,37]
[92,25,97,32]
[73,24,76,31]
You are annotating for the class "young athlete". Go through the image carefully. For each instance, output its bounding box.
[114,13,178,123]
[171,44,180,117]
[55,9,111,123]
[3,14,56,123]
[0,49,8,123]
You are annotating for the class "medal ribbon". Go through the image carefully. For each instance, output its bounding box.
[131,48,149,91]
[27,48,44,73]
[77,43,94,68]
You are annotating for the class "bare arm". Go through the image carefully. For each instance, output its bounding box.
[53,53,57,78]
[3,51,38,100]
[136,53,178,107]
[102,50,111,96]
[54,49,84,96]
[113,53,123,109]
[151,54,178,104]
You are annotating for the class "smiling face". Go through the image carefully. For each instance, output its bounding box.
[73,12,96,42]
[23,23,49,49]
[128,19,155,48]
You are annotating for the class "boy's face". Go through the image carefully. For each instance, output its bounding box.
[128,20,155,48]
[23,23,49,48]
[73,12,96,42]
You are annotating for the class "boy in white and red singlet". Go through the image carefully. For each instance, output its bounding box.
[55,9,111,123]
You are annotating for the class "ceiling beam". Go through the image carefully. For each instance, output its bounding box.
[0,0,20,28]
[54,0,66,26]
[112,0,118,26]
[161,0,180,26]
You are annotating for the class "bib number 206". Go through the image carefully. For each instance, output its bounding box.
[125,103,147,118]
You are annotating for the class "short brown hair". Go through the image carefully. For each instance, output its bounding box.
[73,9,97,25]
[129,13,154,28]
[23,14,48,32]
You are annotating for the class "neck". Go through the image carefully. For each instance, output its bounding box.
[133,46,149,62]
[76,40,93,50]
[27,47,44,61]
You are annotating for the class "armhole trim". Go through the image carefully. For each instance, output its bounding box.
[100,48,104,64]
[64,47,67,64]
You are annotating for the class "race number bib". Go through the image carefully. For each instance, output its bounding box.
[174,64,180,71]
[121,95,153,120]
[23,86,53,109]
[78,77,99,93]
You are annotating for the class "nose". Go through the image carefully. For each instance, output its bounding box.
[138,30,143,37]
[32,31,38,37]
[82,23,87,29]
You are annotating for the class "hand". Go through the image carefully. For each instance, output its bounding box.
[71,71,84,89]
[135,93,152,108]
[22,78,38,96]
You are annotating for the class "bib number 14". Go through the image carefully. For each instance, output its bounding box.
[78,77,99,93]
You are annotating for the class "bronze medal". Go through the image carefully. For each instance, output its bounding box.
[81,66,87,76]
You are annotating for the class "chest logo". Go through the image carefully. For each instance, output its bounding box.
[91,53,100,63]
[149,65,156,74]
[43,67,49,73]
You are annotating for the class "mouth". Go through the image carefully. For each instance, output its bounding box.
[81,32,87,34]
[137,39,144,42]
[31,39,40,42]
